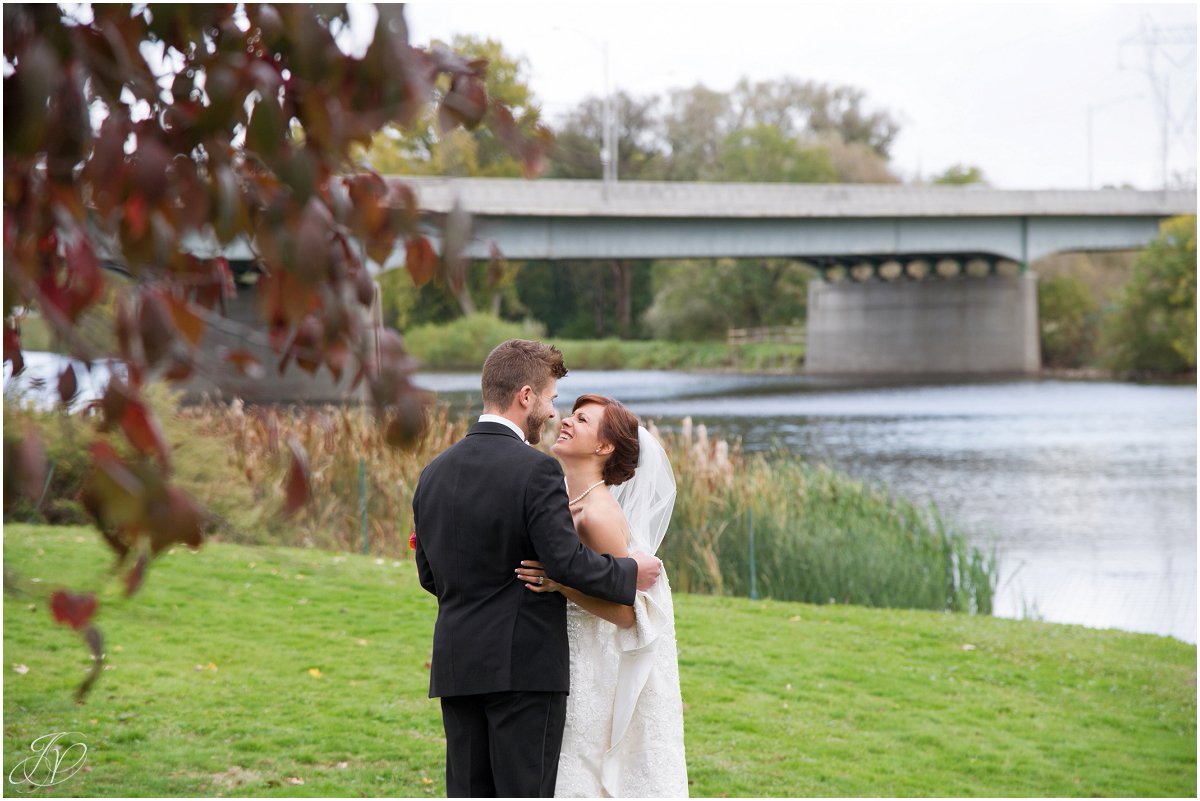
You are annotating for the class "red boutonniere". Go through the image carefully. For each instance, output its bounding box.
[409,530,417,550]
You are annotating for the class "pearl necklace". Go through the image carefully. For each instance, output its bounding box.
[568,479,605,506]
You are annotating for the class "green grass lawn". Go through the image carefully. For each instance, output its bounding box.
[4,524,1195,797]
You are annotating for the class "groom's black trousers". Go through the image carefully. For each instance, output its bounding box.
[440,690,567,797]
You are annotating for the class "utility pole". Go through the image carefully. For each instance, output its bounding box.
[1119,14,1196,191]
[554,27,617,187]
[601,39,617,185]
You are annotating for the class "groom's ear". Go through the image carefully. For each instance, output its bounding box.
[516,385,534,408]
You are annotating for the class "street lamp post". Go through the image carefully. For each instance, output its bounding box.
[555,26,616,185]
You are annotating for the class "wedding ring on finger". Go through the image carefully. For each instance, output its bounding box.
[537,576,545,586]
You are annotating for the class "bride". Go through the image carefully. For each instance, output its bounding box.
[516,394,689,798]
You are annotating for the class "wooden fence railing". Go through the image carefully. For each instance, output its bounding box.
[725,325,807,346]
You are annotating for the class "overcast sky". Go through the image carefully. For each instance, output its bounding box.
[394,2,1197,190]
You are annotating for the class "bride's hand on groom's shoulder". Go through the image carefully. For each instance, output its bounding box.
[515,560,561,593]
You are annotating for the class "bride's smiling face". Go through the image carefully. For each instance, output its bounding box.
[552,402,612,460]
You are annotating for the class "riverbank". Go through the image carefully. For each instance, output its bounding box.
[4,524,1194,797]
[6,396,993,614]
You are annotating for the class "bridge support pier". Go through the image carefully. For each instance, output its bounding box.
[805,273,1040,375]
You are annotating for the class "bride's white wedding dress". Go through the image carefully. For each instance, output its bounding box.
[555,427,689,798]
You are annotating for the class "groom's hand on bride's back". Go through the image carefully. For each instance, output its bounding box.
[630,551,662,591]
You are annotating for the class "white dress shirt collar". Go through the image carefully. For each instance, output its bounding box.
[478,413,527,443]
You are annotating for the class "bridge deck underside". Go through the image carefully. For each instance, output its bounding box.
[400,215,1162,267]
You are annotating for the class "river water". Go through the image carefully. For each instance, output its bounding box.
[415,370,1197,643]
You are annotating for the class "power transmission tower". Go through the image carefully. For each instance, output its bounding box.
[1120,14,1197,190]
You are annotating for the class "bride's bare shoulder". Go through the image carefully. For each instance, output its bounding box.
[576,491,631,555]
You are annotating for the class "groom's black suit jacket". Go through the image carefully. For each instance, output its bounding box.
[413,421,637,698]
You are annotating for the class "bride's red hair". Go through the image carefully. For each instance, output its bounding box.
[572,394,640,486]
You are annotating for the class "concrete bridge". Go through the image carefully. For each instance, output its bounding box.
[384,178,1194,375]
[202,178,1193,392]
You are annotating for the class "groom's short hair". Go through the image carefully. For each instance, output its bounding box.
[481,339,568,409]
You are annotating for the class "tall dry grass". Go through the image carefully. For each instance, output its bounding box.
[177,404,995,613]
[178,401,467,554]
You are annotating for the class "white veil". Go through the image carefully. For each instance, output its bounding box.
[610,426,676,556]
[599,425,679,791]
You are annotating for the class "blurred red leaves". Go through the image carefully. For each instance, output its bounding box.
[439,74,489,133]
[224,349,264,378]
[161,294,206,348]
[50,590,98,631]
[3,429,48,511]
[284,436,313,517]
[58,364,79,405]
[81,439,206,562]
[4,4,553,698]
[50,589,103,702]
[124,553,149,597]
[3,324,24,375]
[100,381,170,470]
[405,237,438,287]
[37,236,105,324]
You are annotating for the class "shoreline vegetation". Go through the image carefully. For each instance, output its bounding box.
[3,525,1195,797]
[402,314,1196,380]
[19,311,1195,380]
[6,390,994,615]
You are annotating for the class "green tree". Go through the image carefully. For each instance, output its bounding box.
[1103,215,1197,373]
[360,34,546,178]
[932,164,988,185]
[642,259,813,341]
[1038,274,1099,367]
[730,77,900,158]
[546,91,664,180]
[719,124,838,183]
[514,261,654,340]
[661,84,733,180]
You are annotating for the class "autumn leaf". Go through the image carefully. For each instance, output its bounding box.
[3,324,24,376]
[124,553,149,597]
[77,625,105,702]
[82,441,145,532]
[138,289,176,368]
[4,430,47,508]
[118,390,171,471]
[57,363,78,405]
[224,349,264,378]
[283,436,312,517]
[404,236,437,287]
[144,484,205,555]
[161,293,207,347]
[50,590,98,631]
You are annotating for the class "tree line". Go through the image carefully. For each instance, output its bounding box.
[363,35,980,341]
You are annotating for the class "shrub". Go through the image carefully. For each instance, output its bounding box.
[1102,215,1197,374]
[403,314,546,369]
[1038,274,1099,367]
[654,419,997,614]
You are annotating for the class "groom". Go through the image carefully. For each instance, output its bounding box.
[413,338,662,797]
